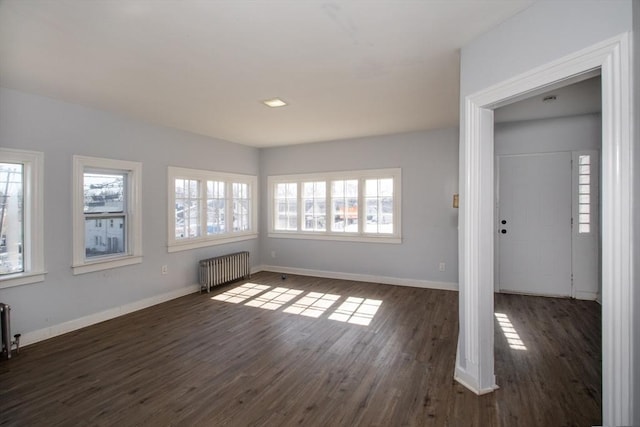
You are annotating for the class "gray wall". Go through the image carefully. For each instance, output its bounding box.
[259,128,459,285]
[494,114,601,155]
[633,0,640,422]
[0,87,260,337]
[460,1,632,96]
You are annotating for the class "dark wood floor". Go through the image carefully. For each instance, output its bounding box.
[0,272,601,426]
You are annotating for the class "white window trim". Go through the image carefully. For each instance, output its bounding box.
[268,168,401,244]
[167,166,258,253]
[0,148,45,289]
[72,156,143,275]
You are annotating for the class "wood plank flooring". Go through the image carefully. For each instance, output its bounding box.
[0,272,601,426]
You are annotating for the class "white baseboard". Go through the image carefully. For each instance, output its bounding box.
[253,264,458,291]
[454,366,499,396]
[574,290,599,301]
[20,284,200,347]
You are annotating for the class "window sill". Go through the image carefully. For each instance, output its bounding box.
[72,255,143,275]
[0,271,47,289]
[268,232,401,244]
[168,233,258,253]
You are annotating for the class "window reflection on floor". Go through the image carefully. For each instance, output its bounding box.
[210,282,269,304]
[329,297,382,326]
[495,312,527,350]
[244,287,303,310]
[283,292,340,318]
[211,282,382,326]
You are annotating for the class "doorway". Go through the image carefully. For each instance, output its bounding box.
[456,33,633,425]
[493,77,602,300]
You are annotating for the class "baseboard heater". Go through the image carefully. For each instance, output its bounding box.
[199,251,250,293]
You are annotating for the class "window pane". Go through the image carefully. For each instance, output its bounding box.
[331,180,358,233]
[579,204,590,214]
[234,199,250,231]
[274,183,297,231]
[207,181,225,234]
[364,178,393,234]
[579,165,590,174]
[579,154,591,165]
[85,216,125,258]
[302,181,326,231]
[84,172,125,213]
[233,183,250,232]
[0,163,24,275]
[175,178,200,239]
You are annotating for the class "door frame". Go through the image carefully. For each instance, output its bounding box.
[456,32,633,426]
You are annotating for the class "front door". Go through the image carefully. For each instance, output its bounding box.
[497,152,572,297]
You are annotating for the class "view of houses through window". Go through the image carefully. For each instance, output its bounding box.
[168,167,257,251]
[72,155,142,275]
[269,168,401,243]
[83,172,126,258]
[0,162,23,275]
[174,179,253,240]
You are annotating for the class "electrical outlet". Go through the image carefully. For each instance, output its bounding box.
[161,265,168,275]
[271,251,276,258]
[439,262,446,272]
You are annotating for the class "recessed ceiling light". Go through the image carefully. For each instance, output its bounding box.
[262,98,288,108]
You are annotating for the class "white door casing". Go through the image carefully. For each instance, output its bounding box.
[457,33,633,426]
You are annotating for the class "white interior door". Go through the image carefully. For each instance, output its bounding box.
[497,152,572,297]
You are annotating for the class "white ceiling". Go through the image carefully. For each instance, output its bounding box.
[0,0,535,147]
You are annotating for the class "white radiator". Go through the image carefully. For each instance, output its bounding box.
[199,251,250,292]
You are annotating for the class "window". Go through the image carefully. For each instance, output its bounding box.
[577,154,591,234]
[168,167,257,252]
[73,156,142,275]
[0,148,45,288]
[268,168,401,243]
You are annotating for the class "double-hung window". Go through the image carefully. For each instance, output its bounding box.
[268,168,401,243]
[168,167,257,252]
[72,156,142,275]
[0,148,45,288]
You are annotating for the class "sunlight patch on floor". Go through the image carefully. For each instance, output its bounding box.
[495,312,527,350]
[283,292,341,318]
[211,282,270,304]
[244,287,304,310]
[211,282,383,326]
[328,297,382,326]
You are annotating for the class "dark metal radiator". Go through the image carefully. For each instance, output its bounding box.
[199,251,250,292]
[1,303,19,359]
